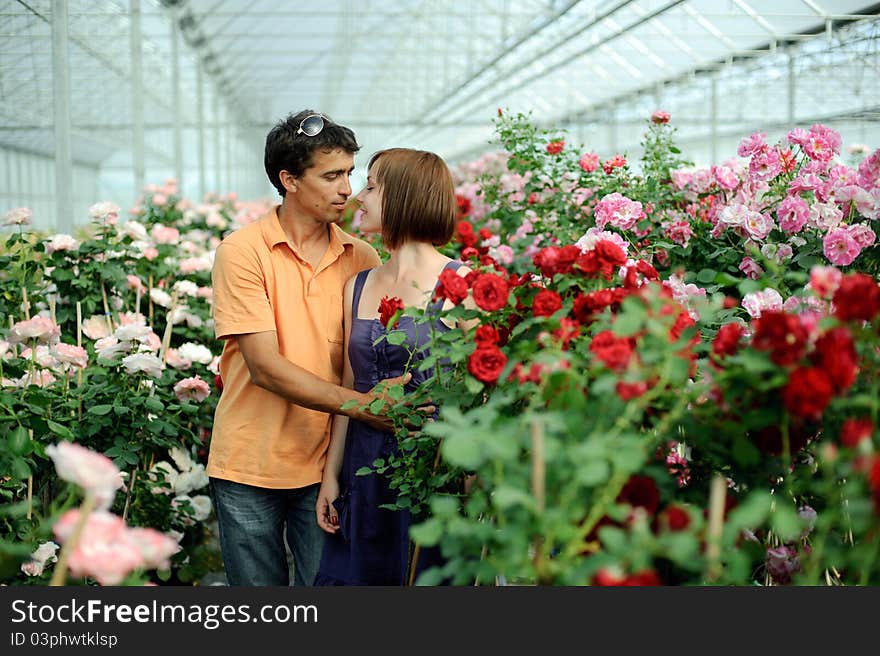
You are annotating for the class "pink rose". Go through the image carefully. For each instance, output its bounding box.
[51,343,88,369]
[52,510,144,585]
[8,316,61,345]
[173,375,211,403]
[46,442,122,510]
[823,227,861,266]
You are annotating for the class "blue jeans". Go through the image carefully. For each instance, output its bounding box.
[210,477,324,586]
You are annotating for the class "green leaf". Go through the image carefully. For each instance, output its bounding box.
[696,268,717,284]
[386,385,405,402]
[385,331,408,346]
[441,433,482,469]
[144,397,164,414]
[612,297,646,336]
[598,525,628,553]
[662,533,700,566]
[464,376,484,395]
[732,434,761,467]
[87,404,113,416]
[369,398,386,415]
[11,458,31,480]
[8,426,30,455]
[727,492,772,532]
[770,504,802,542]
[492,485,534,511]
[714,272,741,286]
[46,420,74,440]
[409,518,444,546]
[575,459,610,487]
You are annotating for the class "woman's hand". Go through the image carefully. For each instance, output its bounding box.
[316,477,341,534]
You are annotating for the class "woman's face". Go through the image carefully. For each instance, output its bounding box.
[355,169,383,234]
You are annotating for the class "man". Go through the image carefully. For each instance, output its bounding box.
[208,110,397,586]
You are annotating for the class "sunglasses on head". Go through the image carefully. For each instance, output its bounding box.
[296,114,326,137]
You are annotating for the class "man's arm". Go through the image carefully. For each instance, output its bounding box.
[236,330,400,431]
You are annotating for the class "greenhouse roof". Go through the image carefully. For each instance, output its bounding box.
[0,0,878,170]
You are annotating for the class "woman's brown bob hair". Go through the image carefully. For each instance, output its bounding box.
[367,148,455,251]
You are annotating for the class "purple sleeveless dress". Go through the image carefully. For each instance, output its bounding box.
[314,261,462,585]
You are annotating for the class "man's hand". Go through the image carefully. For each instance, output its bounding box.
[316,477,340,534]
[355,372,436,433]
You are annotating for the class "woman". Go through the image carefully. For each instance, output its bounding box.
[313,148,474,586]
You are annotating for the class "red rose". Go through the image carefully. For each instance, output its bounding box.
[471,273,510,312]
[624,570,662,586]
[574,250,601,278]
[833,272,880,322]
[751,311,807,366]
[455,220,477,247]
[616,380,648,400]
[594,567,661,586]
[572,289,615,324]
[589,330,634,371]
[593,568,626,586]
[870,456,880,515]
[533,246,560,277]
[660,505,690,532]
[532,289,563,318]
[712,323,746,359]
[508,362,544,384]
[636,260,659,281]
[434,269,469,305]
[214,373,224,394]
[603,154,627,174]
[468,345,507,385]
[455,194,472,218]
[670,311,697,343]
[782,367,834,419]
[840,418,873,448]
[474,324,500,348]
[617,474,660,515]
[811,327,858,393]
[593,240,628,280]
[378,295,405,329]
[546,140,565,155]
[460,246,480,261]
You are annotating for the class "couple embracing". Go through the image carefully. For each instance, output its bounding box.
[207,110,475,586]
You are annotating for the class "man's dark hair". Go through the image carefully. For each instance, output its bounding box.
[264,110,360,197]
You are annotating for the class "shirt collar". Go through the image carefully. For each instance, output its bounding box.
[260,205,288,249]
[261,205,356,256]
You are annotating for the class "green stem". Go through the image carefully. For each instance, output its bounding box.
[49,493,96,586]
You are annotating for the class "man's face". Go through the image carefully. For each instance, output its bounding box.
[286,148,355,223]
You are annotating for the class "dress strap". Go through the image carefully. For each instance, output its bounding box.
[426,260,464,314]
[351,269,372,319]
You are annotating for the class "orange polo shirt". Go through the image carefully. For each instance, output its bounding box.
[208,207,380,488]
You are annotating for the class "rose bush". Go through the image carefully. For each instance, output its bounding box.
[0,185,272,585]
[358,111,879,585]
